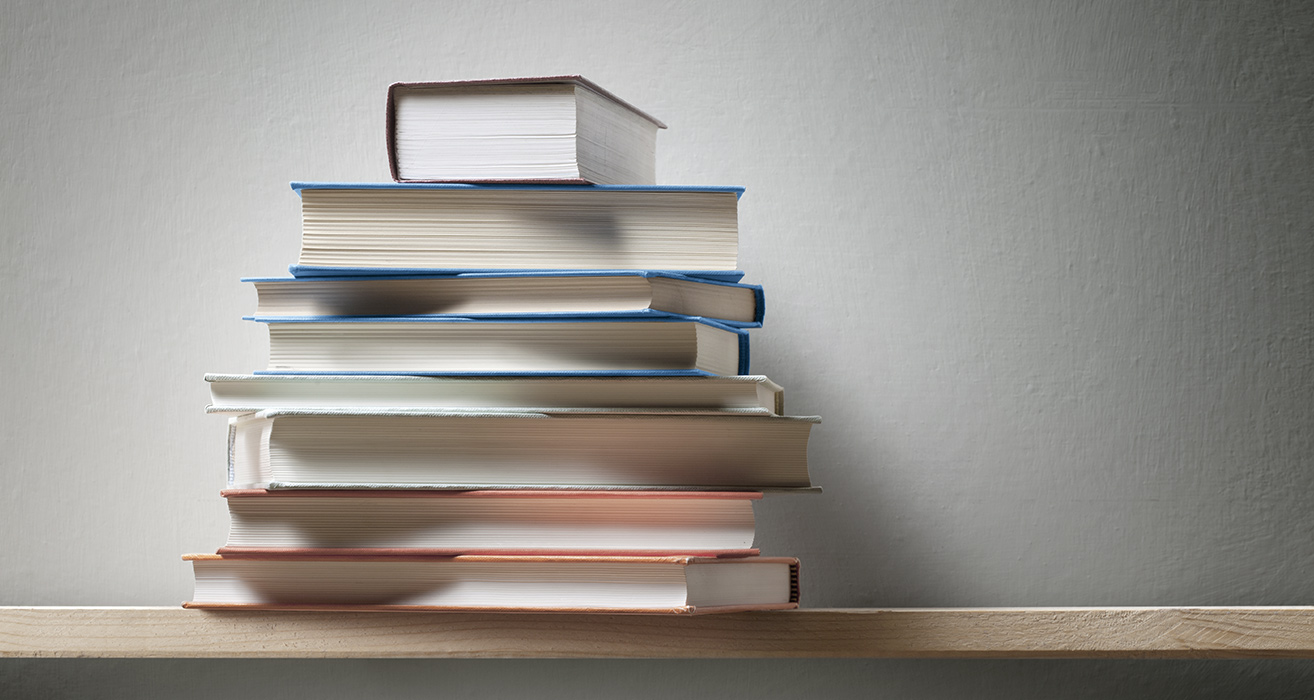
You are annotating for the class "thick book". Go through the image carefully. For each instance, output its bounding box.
[218,489,760,556]
[245,271,763,327]
[387,76,666,185]
[252,316,750,376]
[205,374,785,415]
[227,409,819,491]
[183,553,800,614]
[291,182,742,275]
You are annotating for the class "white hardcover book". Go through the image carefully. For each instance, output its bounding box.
[185,554,800,614]
[218,489,761,556]
[387,76,665,185]
[226,409,819,491]
[256,318,748,376]
[292,183,742,274]
[206,374,785,415]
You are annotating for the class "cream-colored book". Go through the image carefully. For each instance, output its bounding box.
[255,318,749,376]
[217,489,761,556]
[206,374,785,415]
[184,554,800,614]
[291,183,742,274]
[227,409,819,491]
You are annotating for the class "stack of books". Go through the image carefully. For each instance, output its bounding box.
[185,76,819,614]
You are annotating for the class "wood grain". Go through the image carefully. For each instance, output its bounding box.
[3,607,1314,659]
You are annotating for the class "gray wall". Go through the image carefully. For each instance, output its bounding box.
[3,0,1312,696]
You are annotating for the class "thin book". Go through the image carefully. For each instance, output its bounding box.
[206,373,785,415]
[217,489,762,557]
[184,553,800,614]
[245,271,763,327]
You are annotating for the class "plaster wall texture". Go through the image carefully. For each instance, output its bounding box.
[2,0,1311,696]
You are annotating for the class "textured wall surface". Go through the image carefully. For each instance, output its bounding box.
[2,0,1312,696]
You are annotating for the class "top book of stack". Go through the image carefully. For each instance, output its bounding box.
[387,76,667,185]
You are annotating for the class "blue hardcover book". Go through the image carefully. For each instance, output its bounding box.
[290,182,745,280]
[248,314,751,377]
[244,270,764,328]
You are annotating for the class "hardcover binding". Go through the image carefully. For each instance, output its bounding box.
[385,76,668,183]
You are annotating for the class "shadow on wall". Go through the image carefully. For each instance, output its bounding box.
[754,419,950,608]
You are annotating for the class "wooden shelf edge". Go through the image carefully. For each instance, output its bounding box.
[3,606,1314,659]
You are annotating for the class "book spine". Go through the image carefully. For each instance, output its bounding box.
[739,328,750,375]
[385,83,401,181]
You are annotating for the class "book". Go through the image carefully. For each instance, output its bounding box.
[218,489,760,556]
[291,182,742,275]
[227,409,819,491]
[387,76,666,185]
[183,553,799,614]
[253,316,750,376]
[206,374,785,415]
[246,271,763,326]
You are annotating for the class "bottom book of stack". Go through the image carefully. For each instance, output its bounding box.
[183,553,799,614]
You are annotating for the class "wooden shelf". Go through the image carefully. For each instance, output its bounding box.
[3,607,1314,659]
